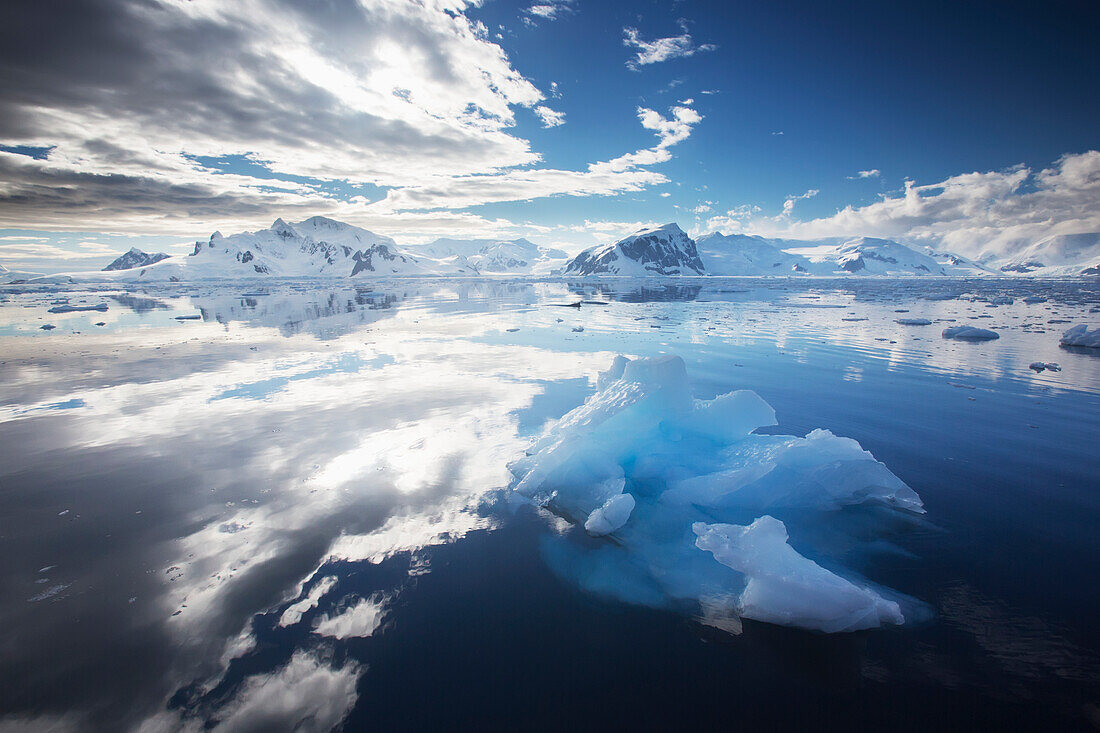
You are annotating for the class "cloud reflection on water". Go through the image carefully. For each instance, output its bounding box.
[0,278,1097,730]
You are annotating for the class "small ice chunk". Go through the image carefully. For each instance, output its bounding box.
[942,326,999,341]
[693,517,904,632]
[895,318,932,326]
[1059,324,1100,348]
[1029,362,1062,372]
[584,493,636,536]
[47,303,108,313]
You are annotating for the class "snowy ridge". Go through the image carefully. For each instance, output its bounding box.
[17,215,1100,281]
[406,237,569,275]
[996,232,1100,276]
[103,247,170,271]
[37,217,479,281]
[695,232,808,275]
[0,263,44,283]
[564,223,705,276]
[809,237,947,275]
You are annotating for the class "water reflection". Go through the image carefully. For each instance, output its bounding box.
[0,278,1098,731]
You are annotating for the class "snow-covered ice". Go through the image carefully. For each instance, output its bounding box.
[693,517,904,632]
[511,354,923,633]
[584,492,636,536]
[1059,324,1100,348]
[942,326,1000,341]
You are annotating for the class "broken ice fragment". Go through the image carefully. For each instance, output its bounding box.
[693,517,904,632]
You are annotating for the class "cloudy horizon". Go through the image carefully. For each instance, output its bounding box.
[2,0,1098,272]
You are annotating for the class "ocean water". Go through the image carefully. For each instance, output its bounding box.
[0,278,1098,731]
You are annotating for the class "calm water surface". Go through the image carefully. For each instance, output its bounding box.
[1,278,1098,731]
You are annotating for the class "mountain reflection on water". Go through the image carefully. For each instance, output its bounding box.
[0,278,1098,731]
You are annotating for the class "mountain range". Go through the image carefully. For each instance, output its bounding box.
[10,217,1099,282]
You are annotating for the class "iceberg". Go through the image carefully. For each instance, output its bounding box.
[511,355,924,633]
[1059,324,1100,348]
[942,325,999,341]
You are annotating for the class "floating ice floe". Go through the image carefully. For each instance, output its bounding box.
[693,518,904,632]
[511,355,924,633]
[1059,324,1100,348]
[942,325,999,341]
[47,303,108,314]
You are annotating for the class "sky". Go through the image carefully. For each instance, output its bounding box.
[0,0,1098,272]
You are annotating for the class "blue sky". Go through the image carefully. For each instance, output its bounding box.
[1,0,1097,271]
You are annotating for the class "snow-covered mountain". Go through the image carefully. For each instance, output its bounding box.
[406,237,569,275]
[798,237,948,275]
[13,216,1100,282]
[55,217,478,280]
[564,223,705,276]
[697,233,979,276]
[922,248,994,276]
[0,263,43,283]
[995,233,1100,276]
[184,216,476,278]
[103,247,170,271]
[695,233,809,275]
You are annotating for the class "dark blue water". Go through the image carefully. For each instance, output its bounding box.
[1,278,1098,731]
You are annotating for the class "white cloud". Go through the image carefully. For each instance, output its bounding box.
[523,1,574,24]
[0,0,563,235]
[370,104,702,212]
[781,189,819,216]
[623,21,717,70]
[0,241,126,261]
[708,151,1100,259]
[848,169,881,179]
[534,105,566,128]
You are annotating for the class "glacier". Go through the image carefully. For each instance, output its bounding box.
[510,354,924,633]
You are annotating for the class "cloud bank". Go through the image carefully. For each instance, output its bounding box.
[704,151,1100,258]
